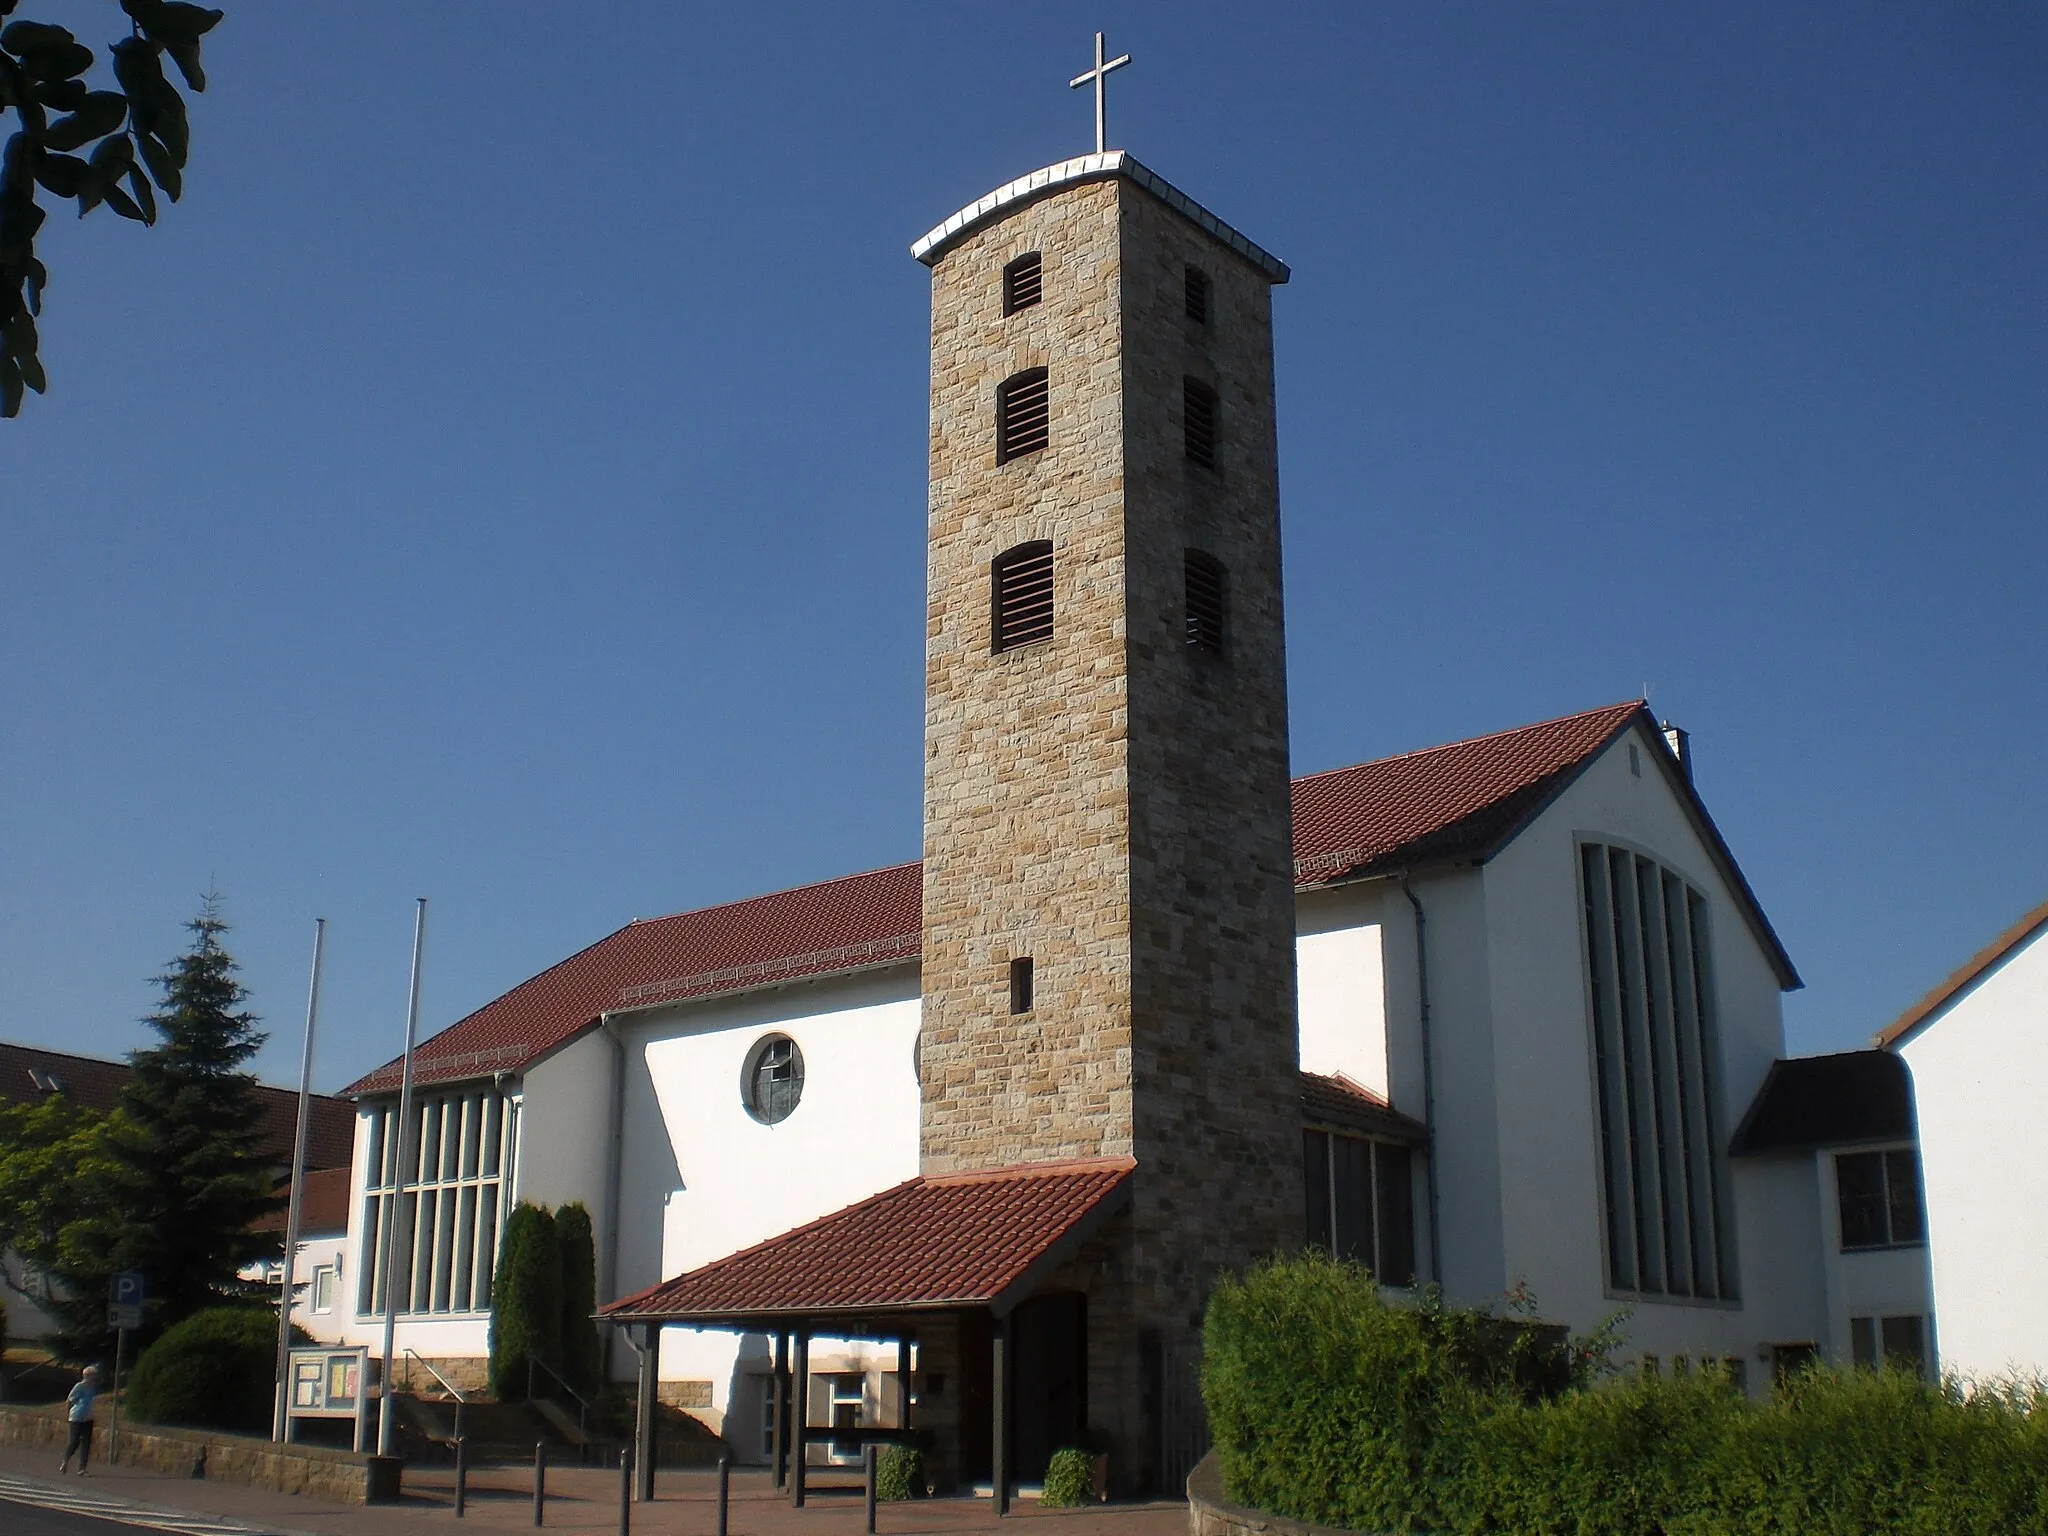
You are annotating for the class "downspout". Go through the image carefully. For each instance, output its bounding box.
[600,1012,629,1382]
[1400,877,1444,1288]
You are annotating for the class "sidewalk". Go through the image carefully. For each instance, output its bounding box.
[0,1445,1188,1536]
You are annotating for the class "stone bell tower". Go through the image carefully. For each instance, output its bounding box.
[913,149,1303,1486]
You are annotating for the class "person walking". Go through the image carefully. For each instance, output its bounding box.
[58,1365,99,1475]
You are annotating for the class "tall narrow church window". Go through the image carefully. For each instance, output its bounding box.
[1185,265,1210,324]
[997,368,1051,463]
[1183,378,1217,469]
[742,1033,805,1125]
[1003,252,1043,314]
[1303,1128,1416,1286]
[991,541,1054,651]
[1580,843,1735,1301]
[1184,550,1227,653]
[1009,957,1035,1014]
[358,1087,513,1318]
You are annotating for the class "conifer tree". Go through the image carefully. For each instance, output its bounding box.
[554,1202,603,1397]
[56,898,278,1349]
[489,1201,561,1400]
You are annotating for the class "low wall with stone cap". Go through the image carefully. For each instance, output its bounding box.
[1187,1449,1386,1536]
[0,1403,400,1503]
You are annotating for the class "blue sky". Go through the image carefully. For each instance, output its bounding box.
[4,2,2043,1095]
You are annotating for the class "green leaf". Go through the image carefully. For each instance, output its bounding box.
[87,133,134,178]
[33,79,88,112]
[144,4,225,47]
[125,163,156,225]
[102,182,144,222]
[0,21,74,55]
[33,151,87,198]
[135,131,180,200]
[22,39,93,84]
[164,40,204,93]
[42,93,127,153]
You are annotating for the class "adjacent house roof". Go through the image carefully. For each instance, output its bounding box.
[253,1165,353,1237]
[1728,1051,1917,1156]
[1301,1071,1429,1145]
[603,1157,1136,1326]
[348,700,1796,1096]
[1875,894,2048,1050]
[0,1040,355,1170]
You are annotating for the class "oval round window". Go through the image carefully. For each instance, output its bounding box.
[742,1033,804,1125]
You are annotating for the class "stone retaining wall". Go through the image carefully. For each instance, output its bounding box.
[0,1403,400,1503]
[1187,1450,1381,1536]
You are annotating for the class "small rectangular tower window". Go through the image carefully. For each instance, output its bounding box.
[1184,549,1227,653]
[997,368,1050,464]
[992,540,1054,651]
[1003,252,1043,315]
[1183,378,1217,470]
[1009,957,1035,1014]
[1185,266,1210,324]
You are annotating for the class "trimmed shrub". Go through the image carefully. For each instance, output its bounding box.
[1041,1446,1095,1507]
[555,1202,603,1397]
[875,1443,924,1500]
[127,1307,304,1433]
[1204,1252,2048,1536]
[489,1201,560,1400]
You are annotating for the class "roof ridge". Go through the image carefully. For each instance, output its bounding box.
[1877,892,2048,1049]
[0,1038,350,1101]
[626,860,922,929]
[1291,700,1644,786]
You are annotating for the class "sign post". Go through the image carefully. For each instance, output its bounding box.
[107,1272,146,1462]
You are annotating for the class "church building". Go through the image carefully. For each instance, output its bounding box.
[329,140,1857,1497]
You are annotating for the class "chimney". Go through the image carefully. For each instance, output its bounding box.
[1660,721,1693,784]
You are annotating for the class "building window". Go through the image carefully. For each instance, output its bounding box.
[1003,252,1043,315]
[1851,1314,1928,1374]
[1302,1128,1416,1286]
[1580,842,1736,1300]
[1184,266,1210,324]
[1835,1149,1925,1249]
[1184,550,1227,653]
[1009,957,1035,1014]
[827,1373,865,1463]
[996,368,1050,464]
[742,1034,805,1125]
[358,1087,514,1318]
[991,541,1054,652]
[1183,378,1217,470]
[311,1266,337,1314]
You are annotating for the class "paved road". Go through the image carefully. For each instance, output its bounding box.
[0,1475,299,1536]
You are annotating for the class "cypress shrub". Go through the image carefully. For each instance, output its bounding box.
[555,1202,603,1397]
[127,1306,304,1433]
[489,1202,561,1400]
[1041,1446,1096,1506]
[875,1443,924,1500]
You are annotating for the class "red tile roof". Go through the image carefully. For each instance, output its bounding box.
[603,1157,1135,1323]
[1301,1071,1430,1145]
[348,699,1795,1096]
[254,1165,353,1235]
[1876,893,2048,1049]
[0,1040,356,1170]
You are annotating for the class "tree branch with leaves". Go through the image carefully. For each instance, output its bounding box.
[0,0,223,417]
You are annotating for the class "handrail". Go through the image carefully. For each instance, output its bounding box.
[404,1348,468,1444]
[527,1355,590,1439]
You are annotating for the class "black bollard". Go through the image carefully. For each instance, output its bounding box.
[455,1437,468,1518]
[864,1444,878,1535]
[618,1446,632,1536]
[716,1452,731,1536]
[533,1440,547,1527]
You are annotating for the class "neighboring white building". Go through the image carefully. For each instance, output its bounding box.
[250,1166,352,1344]
[1879,897,2048,1382]
[332,699,1856,1450]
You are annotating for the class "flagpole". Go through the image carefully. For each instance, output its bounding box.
[377,898,428,1458]
[273,917,326,1442]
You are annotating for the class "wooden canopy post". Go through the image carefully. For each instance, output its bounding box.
[770,1331,788,1491]
[897,1332,914,1431]
[634,1322,659,1502]
[991,1313,1011,1516]
[791,1330,810,1508]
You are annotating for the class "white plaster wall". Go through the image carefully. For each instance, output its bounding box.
[1898,926,2048,1380]
[517,1031,615,1223]
[1295,891,1390,1097]
[1468,723,1821,1375]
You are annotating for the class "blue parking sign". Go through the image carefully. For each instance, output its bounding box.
[110,1272,147,1306]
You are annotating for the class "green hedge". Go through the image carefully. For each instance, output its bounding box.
[875,1443,923,1500]
[1042,1446,1096,1506]
[489,1202,561,1400]
[127,1307,305,1434]
[1203,1252,2048,1536]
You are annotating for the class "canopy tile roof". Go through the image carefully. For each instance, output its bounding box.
[604,1157,1135,1324]
[349,699,1792,1097]
[1301,1070,1430,1145]
[1729,1051,1916,1156]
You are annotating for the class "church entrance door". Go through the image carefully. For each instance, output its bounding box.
[1010,1291,1087,1482]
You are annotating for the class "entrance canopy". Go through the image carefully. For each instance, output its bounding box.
[603,1155,1135,1330]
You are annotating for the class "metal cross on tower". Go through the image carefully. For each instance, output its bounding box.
[1069,31,1132,155]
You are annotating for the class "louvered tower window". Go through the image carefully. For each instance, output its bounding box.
[1185,549,1227,653]
[991,540,1054,651]
[1184,377,1217,469]
[1185,266,1210,324]
[1003,252,1043,314]
[997,368,1050,464]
